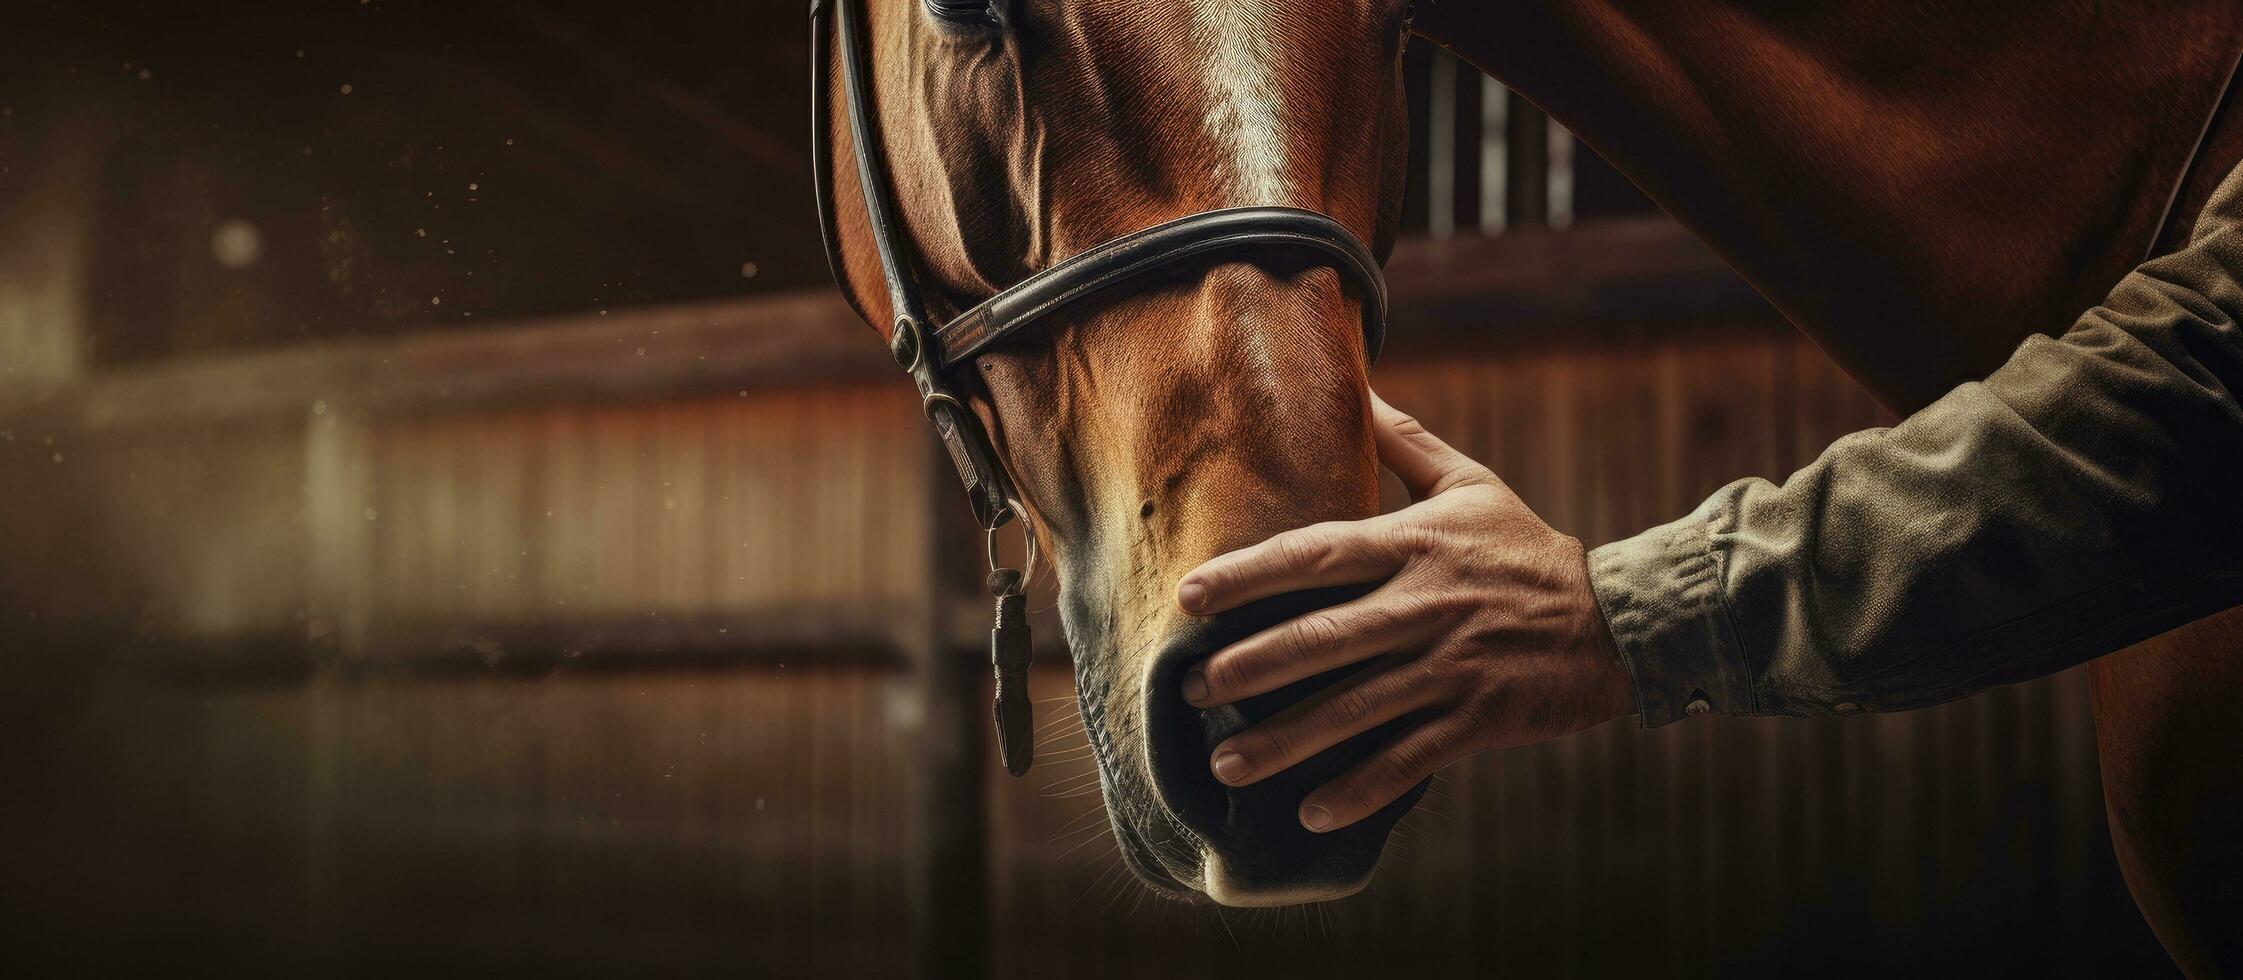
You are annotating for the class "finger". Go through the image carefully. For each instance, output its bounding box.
[1177,518,1405,616]
[1207,660,1445,788]
[1298,713,1472,833]
[1183,585,1446,708]
[1369,391,1494,502]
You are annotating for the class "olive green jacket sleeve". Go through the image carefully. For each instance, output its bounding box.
[1588,161,2243,727]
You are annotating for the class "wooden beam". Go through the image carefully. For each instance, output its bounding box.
[0,292,891,434]
[0,219,1769,437]
[121,603,912,686]
[1383,216,1775,342]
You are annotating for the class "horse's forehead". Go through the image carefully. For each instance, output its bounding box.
[929,1,1390,215]
[871,0,1403,303]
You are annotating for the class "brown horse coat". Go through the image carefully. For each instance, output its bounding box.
[1415,1,2243,972]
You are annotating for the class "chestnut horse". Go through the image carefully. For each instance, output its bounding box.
[817,0,2240,966]
[1415,4,2243,973]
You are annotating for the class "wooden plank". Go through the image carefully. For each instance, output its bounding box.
[0,292,890,433]
[0,220,1768,438]
[304,409,376,655]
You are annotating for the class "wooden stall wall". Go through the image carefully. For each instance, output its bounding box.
[341,386,928,658]
[0,296,2170,977]
[6,369,940,974]
[7,668,916,976]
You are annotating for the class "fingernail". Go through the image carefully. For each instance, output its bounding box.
[1300,804,1333,832]
[1178,581,1209,612]
[1211,750,1248,784]
[1181,668,1209,705]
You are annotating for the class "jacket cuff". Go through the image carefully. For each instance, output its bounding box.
[1587,509,1754,727]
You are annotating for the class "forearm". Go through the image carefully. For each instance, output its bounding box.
[1591,166,2243,726]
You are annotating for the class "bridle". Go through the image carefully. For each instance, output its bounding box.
[809,0,1390,776]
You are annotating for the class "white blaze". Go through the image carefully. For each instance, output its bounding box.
[1194,1,1288,204]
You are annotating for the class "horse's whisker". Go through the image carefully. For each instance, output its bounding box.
[1034,715,1087,736]
[1054,825,1116,860]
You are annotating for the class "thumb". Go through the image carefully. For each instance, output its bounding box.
[1370,391,1495,501]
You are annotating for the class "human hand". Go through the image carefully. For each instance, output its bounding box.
[1176,391,1637,833]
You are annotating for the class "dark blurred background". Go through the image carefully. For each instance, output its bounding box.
[0,2,2171,977]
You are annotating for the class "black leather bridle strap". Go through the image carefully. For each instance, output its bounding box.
[807,0,850,322]
[828,0,924,332]
[816,0,1017,530]
[809,0,1392,776]
[936,206,1389,368]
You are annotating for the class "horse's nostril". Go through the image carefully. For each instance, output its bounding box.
[1143,585,1381,840]
[1133,584,1428,900]
[1197,701,1250,746]
[1145,651,1232,837]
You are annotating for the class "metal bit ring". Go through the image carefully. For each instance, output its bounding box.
[985,498,1037,596]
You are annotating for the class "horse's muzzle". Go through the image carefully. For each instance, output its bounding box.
[1140,586,1427,905]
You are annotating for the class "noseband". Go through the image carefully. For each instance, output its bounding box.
[809,0,1389,776]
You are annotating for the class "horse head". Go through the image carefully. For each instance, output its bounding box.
[816,0,1418,904]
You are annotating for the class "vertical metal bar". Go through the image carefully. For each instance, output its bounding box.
[1504,90,1550,229]
[1547,117,1576,230]
[1400,39,1435,234]
[1451,61,1484,235]
[1426,52,1457,239]
[1479,76,1509,232]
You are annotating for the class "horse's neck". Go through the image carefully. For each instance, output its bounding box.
[1419,1,2243,412]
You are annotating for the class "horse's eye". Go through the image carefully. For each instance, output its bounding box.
[924,0,1004,29]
